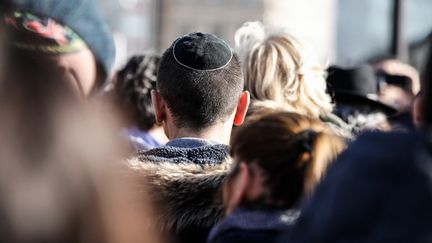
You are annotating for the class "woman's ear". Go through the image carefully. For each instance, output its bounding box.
[151,90,166,125]
[223,162,250,214]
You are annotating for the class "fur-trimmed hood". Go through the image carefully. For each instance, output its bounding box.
[128,157,231,235]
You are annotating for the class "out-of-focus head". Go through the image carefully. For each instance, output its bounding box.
[0,71,161,243]
[373,59,420,94]
[224,112,345,213]
[372,59,420,112]
[235,21,332,118]
[2,0,115,97]
[155,32,248,132]
[327,65,397,132]
[113,54,161,131]
[4,11,96,96]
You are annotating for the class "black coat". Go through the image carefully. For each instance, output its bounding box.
[211,228,285,243]
[208,208,299,243]
[280,131,432,243]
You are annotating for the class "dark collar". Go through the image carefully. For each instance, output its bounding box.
[166,137,219,148]
[207,207,299,242]
[137,138,229,165]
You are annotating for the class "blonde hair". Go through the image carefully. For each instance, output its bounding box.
[235,21,333,118]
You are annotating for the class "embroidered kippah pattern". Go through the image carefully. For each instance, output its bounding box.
[4,11,87,54]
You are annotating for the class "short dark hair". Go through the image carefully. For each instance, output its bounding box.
[157,41,243,130]
[114,54,160,131]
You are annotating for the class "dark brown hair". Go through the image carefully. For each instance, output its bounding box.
[113,54,161,131]
[229,112,345,208]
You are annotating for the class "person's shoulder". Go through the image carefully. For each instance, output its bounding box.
[352,131,425,157]
[280,130,432,243]
[331,131,430,181]
[355,130,421,142]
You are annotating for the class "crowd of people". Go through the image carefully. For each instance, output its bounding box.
[0,0,432,243]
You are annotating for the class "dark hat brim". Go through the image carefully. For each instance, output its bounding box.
[332,91,398,116]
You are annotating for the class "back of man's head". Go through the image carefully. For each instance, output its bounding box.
[157,32,244,130]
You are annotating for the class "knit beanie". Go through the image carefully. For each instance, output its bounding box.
[2,0,115,88]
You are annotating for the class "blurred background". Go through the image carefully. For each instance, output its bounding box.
[97,0,432,75]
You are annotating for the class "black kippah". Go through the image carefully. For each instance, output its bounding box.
[172,32,233,71]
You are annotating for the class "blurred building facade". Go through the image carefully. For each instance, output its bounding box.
[157,0,336,62]
[96,0,159,68]
[263,0,337,62]
[158,0,263,49]
[97,0,432,69]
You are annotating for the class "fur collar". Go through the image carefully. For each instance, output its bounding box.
[136,142,230,165]
[128,156,231,233]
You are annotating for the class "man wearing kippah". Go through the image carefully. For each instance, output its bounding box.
[1,0,115,97]
[129,32,250,243]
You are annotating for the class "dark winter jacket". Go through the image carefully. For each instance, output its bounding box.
[279,131,432,243]
[208,207,299,243]
[129,138,231,243]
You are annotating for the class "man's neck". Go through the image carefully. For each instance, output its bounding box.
[167,122,233,145]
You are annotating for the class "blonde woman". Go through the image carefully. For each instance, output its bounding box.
[235,21,351,137]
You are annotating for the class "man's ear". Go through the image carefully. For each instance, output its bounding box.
[233,91,250,126]
[151,90,166,125]
[223,162,250,214]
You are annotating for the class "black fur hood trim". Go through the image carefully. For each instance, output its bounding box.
[128,157,231,233]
